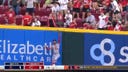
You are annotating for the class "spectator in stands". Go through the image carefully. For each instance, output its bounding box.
[48,13,57,27]
[51,2,60,13]
[102,0,111,13]
[36,0,41,10]
[51,2,60,21]
[72,0,82,18]
[118,1,123,13]
[85,12,96,27]
[82,0,91,20]
[53,0,58,2]
[51,2,60,18]
[44,0,52,7]
[69,18,77,28]
[91,0,99,10]
[111,0,120,15]
[12,0,21,15]
[32,17,41,27]
[22,12,32,26]
[0,0,127,31]
[58,0,68,15]
[68,0,73,11]
[114,21,123,31]
[56,11,64,27]
[83,23,89,29]
[106,22,114,30]
[25,0,36,15]
[64,10,72,27]
[124,13,128,25]
[0,0,3,6]
[21,0,26,7]
[2,0,11,7]
[5,7,16,25]
[126,3,128,12]
[111,14,118,27]
[97,12,107,30]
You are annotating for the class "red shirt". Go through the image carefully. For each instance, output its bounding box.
[107,26,114,30]
[23,15,32,26]
[6,11,15,24]
[115,24,123,31]
[73,0,82,8]
[57,13,63,22]
[121,0,127,7]
[69,22,77,28]
[83,0,91,8]
[105,0,111,6]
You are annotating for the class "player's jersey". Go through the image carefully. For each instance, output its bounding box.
[52,43,60,54]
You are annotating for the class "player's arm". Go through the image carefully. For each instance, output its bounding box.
[58,32,61,44]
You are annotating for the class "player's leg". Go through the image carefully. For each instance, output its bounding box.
[52,54,60,65]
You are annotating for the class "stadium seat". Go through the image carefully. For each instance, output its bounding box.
[93,13,100,21]
[83,23,89,29]
[0,15,6,24]
[15,15,23,25]
[19,7,26,15]
[36,8,46,16]
[75,18,83,28]
[0,6,5,14]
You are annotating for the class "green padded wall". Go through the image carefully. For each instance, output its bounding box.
[62,32,84,65]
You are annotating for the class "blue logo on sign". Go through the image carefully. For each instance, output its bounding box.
[84,33,128,66]
[90,38,128,66]
[90,38,115,66]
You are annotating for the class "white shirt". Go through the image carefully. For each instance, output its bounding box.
[51,4,60,13]
[111,0,120,12]
[25,0,36,8]
[98,15,107,28]
[58,0,68,10]
[32,21,41,27]
[65,13,72,25]
[86,15,96,25]
[114,24,121,31]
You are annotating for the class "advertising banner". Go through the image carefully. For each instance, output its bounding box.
[0,29,62,65]
[84,33,128,66]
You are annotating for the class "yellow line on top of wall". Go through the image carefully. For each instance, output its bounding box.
[0,25,128,35]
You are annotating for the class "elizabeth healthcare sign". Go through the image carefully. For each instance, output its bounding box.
[0,29,62,65]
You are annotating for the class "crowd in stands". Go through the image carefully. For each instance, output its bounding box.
[0,0,128,31]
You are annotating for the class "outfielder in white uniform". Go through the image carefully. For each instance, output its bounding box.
[51,40,60,65]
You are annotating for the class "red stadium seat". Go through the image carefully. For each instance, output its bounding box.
[0,6,5,14]
[0,15,6,24]
[83,23,89,29]
[15,15,23,25]
[93,13,100,21]
[88,25,94,29]
[19,7,26,15]
[35,8,46,16]
[35,8,51,16]
[75,18,83,28]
